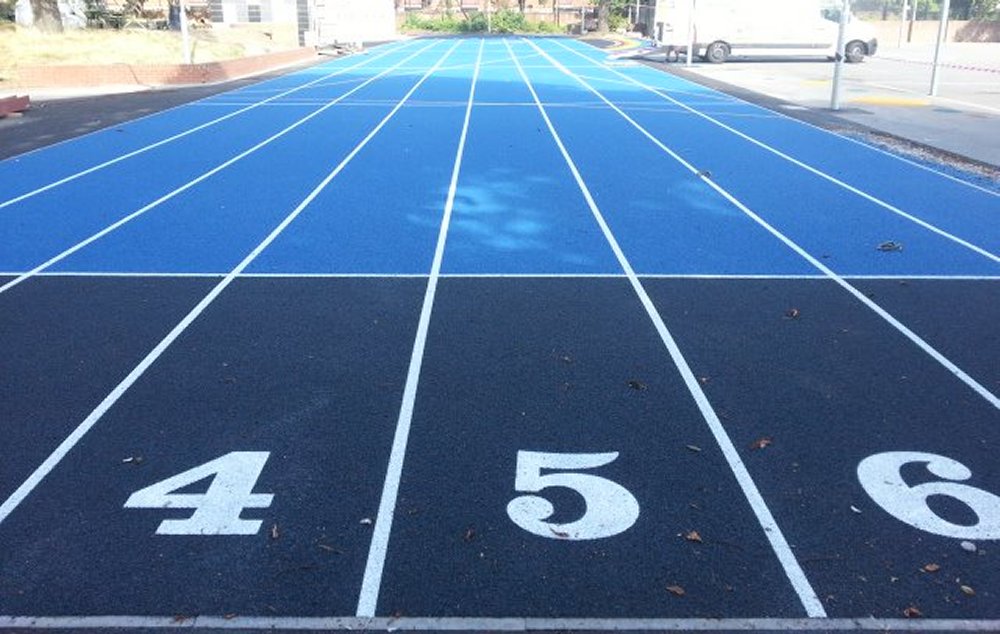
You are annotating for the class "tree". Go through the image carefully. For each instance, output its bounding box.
[596,0,609,31]
[28,0,62,30]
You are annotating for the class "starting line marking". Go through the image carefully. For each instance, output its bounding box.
[1,616,998,631]
[3,272,999,281]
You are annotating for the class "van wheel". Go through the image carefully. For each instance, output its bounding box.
[705,41,730,63]
[845,40,866,63]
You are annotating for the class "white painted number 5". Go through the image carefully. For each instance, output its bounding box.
[506,451,639,540]
[858,451,1000,540]
[125,451,273,535]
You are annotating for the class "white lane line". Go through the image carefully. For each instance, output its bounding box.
[355,38,484,619]
[2,616,1000,631]
[527,39,1000,411]
[506,38,828,619]
[568,40,1000,199]
[0,41,443,297]
[549,41,1000,262]
[0,41,415,211]
[0,40,463,529]
[575,42,1000,199]
[5,271,999,282]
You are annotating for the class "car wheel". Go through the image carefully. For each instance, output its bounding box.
[845,40,866,63]
[705,41,729,63]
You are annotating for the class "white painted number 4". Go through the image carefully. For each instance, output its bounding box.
[858,451,1000,540]
[506,451,640,540]
[125,451,273,535]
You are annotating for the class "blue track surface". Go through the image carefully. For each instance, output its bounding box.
[0,36,997,629]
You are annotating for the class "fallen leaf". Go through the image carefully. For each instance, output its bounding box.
[172,615,190,623]
[684,530,703,543]
[903,606,922,618]
[666,585,686,597]
[877,241,904,252]
[750,437,773,450]
[961,585,976,597]
[627,379,647,391]
[922,563,941,573]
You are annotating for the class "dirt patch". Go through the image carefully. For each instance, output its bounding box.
[0,23,299,85]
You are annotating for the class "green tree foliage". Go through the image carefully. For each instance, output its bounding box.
[1,0,16,21]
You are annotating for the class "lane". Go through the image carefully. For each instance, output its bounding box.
[439,40,623,276]
[847,279,1000,392]
[0,40,461,532]
[532,39,999,276]
[519,38,998,410]
[0,42,409,201]
[2,42,445,278]
[546,39,1000,259]
[375,278,806,618]
[646,278,1000,619]
[510,40,814,277]
[0,277,217,502]
[0,277,425,616]
[251,39,480,275]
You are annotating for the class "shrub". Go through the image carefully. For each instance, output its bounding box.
[402,13,463,32]
[490,8,527,33]
[460,12,488,32]
[608,13,628,32]
[0,0,15,22]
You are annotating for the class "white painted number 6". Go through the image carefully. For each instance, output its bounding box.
[125,451,273,535]
[506,451,640,540]
[858,451,1000,540]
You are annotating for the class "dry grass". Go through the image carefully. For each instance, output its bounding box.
[0,22,298,83]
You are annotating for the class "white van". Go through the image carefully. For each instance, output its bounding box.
[654,0,879,63]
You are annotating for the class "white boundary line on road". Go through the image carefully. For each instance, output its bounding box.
[356,37,484,619]
[506,37,827,618]
[1,615,1000,631]
[0,41,442,297]
[0,40,463,529]
[527,39,1000,411]
[0,40,413,211]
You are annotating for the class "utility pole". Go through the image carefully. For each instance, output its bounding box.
[830,0,850,110]
[179,0,191,64]
[897,0,907,47]
[930,0,951,95]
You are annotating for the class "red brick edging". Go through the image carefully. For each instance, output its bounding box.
[14,47,318,89]
[0,95,31,117]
